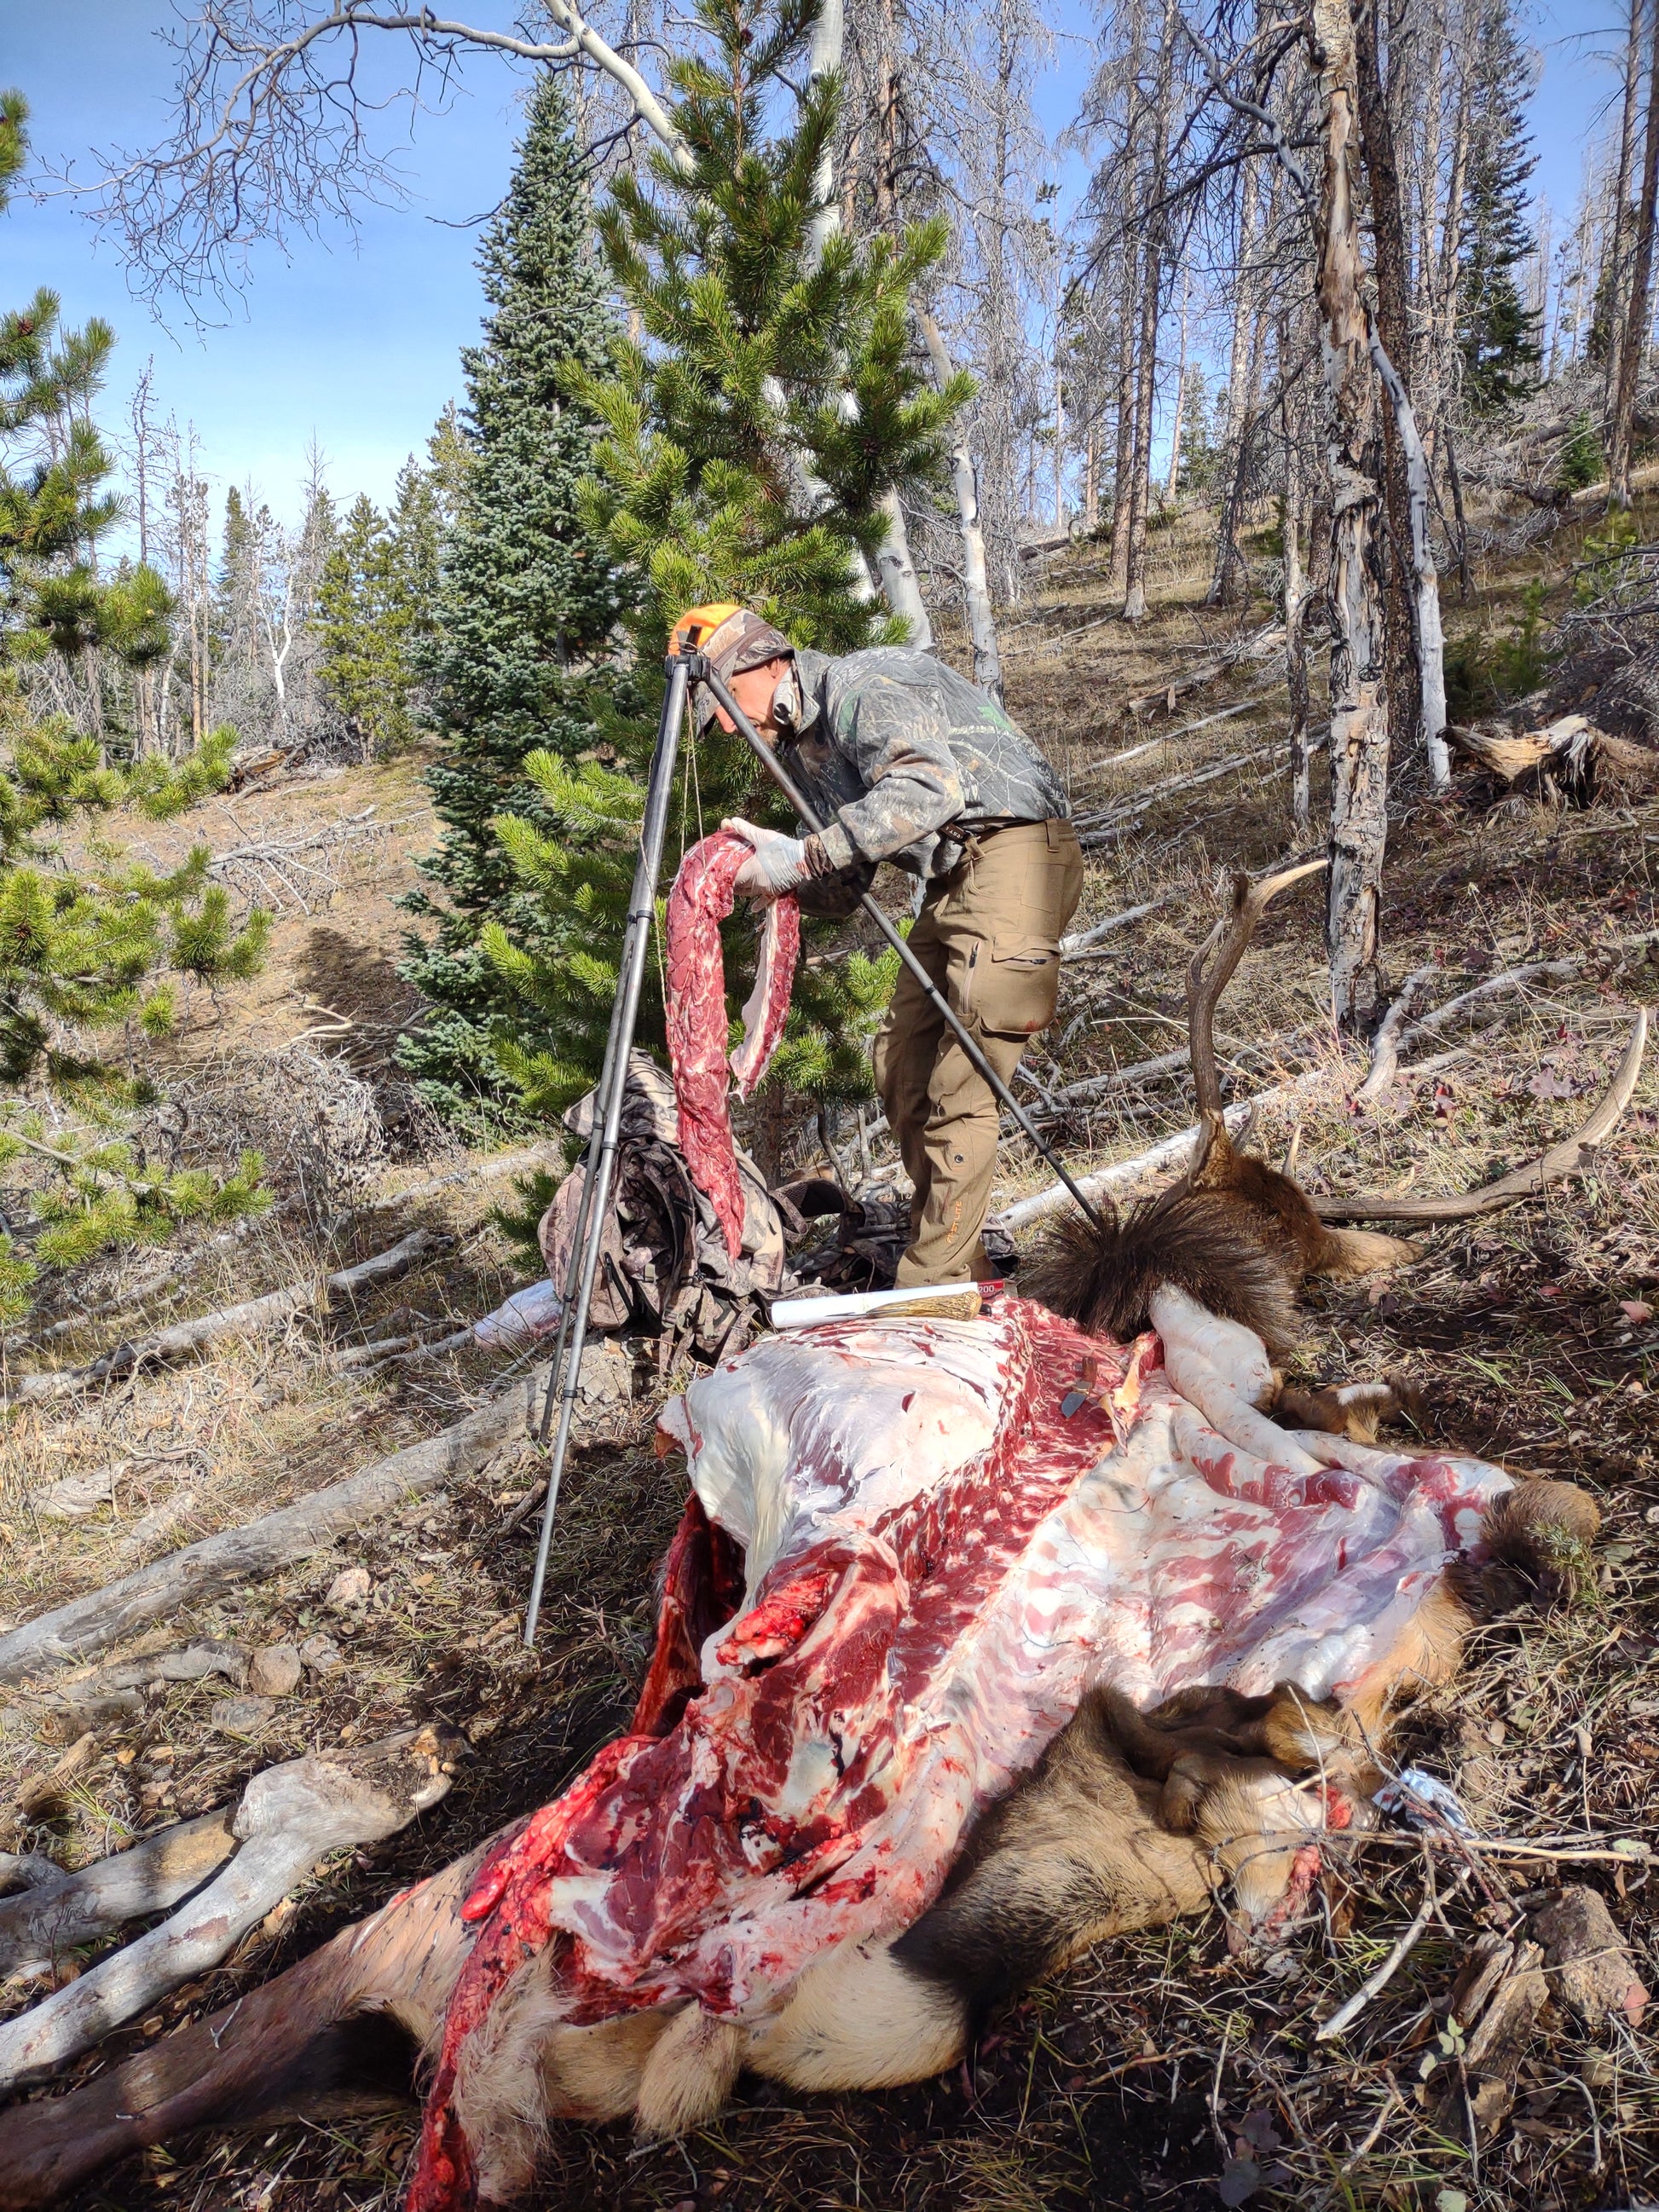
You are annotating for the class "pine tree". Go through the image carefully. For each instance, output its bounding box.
[0,87,269,1318]
[1457,0,1543,413]
[316,488,426,755]
[475,0,968,1125]
[396,73,626,1124]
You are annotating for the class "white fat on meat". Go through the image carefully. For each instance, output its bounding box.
[656,1315,1007,1609]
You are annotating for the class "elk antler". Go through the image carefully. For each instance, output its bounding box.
[1316,1009,1649,1223]
[1187,858,1330,1124]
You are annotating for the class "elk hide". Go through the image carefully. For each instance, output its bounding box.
[408,1286,1515,2208]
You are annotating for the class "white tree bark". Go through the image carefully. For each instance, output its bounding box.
[1310,0,1390,1031]
[916,309,1003,695]
[1367,331,1450,791]
[798,0,930,640]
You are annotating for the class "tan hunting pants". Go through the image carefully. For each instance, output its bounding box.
[872,818,1083,1286]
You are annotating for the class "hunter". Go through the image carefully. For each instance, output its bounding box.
[670,603,1082,1289]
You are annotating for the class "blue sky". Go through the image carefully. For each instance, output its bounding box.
[5,0,1619,536]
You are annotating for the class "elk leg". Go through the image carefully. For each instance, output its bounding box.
[0,1843,487,2212]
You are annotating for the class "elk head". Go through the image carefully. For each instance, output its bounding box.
[1024,859,1649,1362]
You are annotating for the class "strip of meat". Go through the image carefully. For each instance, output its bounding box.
[408,1291,1513,2206]
[664,833,801,1259]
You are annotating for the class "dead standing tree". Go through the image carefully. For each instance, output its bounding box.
[1308,0,1390,1026]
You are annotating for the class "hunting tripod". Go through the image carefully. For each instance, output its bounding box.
[522,648,1102,1646]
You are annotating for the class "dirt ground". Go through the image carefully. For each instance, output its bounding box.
[2,488,1657,2212]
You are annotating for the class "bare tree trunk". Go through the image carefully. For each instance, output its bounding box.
[1122,6,1172,624]
[1120,225,1161,620]
[1414,9,1444,402]
[1611,6,1659,507]
[1108,271,1137,598]
[1084,423,1100,529]
[1311,0,1390,1031]
[1356,0,1445,789]
[794,0,929,642]
[917,309,1003,698]
[1165,260,1189,498]
[1436,71,1471,362]
[1605,0,1645,420]
[1280,312,1311,836]
[1207,159,1259,604]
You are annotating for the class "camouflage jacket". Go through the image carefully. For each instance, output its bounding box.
[779,646,1070,918]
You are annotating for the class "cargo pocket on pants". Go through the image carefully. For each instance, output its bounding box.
[968,932,1063,1038]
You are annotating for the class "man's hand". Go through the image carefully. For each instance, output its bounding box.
[722,817,811,901]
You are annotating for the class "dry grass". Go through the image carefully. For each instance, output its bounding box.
[3,484,1659,2210]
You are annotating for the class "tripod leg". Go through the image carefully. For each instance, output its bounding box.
[523,658,691,1646]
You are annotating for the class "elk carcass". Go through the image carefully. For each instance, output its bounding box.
[0,862,1634,2212]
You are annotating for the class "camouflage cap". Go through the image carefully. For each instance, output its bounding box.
[669,603,796,727]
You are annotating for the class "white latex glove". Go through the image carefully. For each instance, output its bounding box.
[722,817,810,901]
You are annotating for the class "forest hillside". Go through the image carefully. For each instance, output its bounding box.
[0,442,1654,2209]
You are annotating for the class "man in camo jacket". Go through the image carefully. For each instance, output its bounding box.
[671,604,1083,1288]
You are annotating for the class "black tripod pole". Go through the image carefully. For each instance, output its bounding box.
[523,653,691,1647]
[694,659,1105,1232]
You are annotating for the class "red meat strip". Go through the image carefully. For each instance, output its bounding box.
[665,832,801,1258]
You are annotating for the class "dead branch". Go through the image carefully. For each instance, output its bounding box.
[1060,895,1175,958]
[1078,686,1287,773]
[1355,963,1437,1103]
[1315,1874,1442,2041]
[5,1227,444,1405]
[0,1361,550,1684]
[0,1810,236,1979]
[1123,624,1286,715]
[1074,736,1327,845]
[0,1728,457,2091]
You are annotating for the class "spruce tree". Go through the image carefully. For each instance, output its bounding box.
[476,0,967,1125]
[396,74,625,1124]
[0,88,269,1318]
[1457,0,1543,413]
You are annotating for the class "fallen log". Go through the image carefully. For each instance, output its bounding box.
[1073,741,1280,835]
[0,1809,236,1978]
[1355,964,1437,1104]
[0,1834,491,2212]
[0,1361,551,1685]
[1078,686,1286,773]
[1123,624,1286,716]
[0,1727,458,2092]
[7,1228,446,1406]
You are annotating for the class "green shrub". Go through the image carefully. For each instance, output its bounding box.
[1558,411,1604,491]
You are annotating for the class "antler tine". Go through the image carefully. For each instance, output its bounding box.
[1318,1008,1649,1223]
[1187,858,1329,1123]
